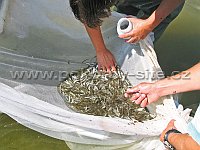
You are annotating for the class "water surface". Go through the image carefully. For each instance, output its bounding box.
[155,0,200,114]
[0,1,200,149]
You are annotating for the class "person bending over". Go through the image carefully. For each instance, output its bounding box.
[69,0,185,72]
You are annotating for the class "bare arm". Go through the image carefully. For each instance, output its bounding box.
[125,63,200,107]
[160,120,200,150]
[119,0,185,43]
[169,133,200,150]
[156,63,200,96]
[147,0,185,31]
[84,24,116,73]
[84,25,107,52]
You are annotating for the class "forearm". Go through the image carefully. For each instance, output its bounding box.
[169,133,200,150]
[84,24,116,71]
[156,63,200,97]
[84,24,106,52]
[146,0,185,30]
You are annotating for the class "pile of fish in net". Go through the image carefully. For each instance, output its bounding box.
[58,65,154,122]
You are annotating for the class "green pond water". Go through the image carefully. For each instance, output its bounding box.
[155,0,200,114]
[0,1,200,150]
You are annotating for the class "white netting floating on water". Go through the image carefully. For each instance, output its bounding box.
[0,0,192,149]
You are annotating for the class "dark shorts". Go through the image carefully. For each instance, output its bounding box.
[115,0,185,42]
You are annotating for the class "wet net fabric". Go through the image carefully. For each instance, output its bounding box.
[0,0,192,149]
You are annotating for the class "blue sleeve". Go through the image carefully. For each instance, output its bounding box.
[187,105,200,144]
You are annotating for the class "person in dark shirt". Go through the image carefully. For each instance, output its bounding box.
[69,0,185,72]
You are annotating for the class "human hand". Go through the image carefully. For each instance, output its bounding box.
[160,120,176,142]
[118,17,153,43]
[124,82,160,107]
[96,48,116,73]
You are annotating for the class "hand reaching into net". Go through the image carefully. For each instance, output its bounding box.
[124,82,160,107]
[96,48,116,73]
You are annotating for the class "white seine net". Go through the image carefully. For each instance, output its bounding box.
[0,0,191,149]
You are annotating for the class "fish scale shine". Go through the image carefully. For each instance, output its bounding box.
[58,65,154,122]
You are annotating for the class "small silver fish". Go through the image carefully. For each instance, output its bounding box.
[58,65,154,122]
